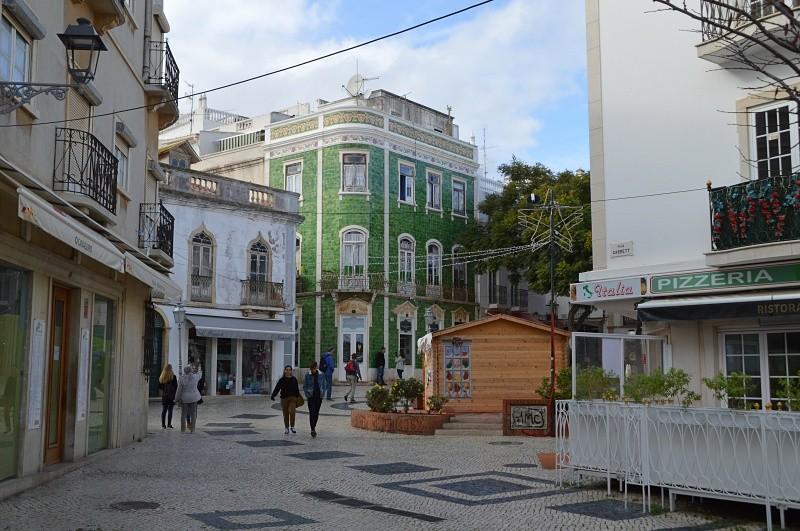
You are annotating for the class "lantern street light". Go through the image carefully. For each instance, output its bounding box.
[0,18,107,114]
[172,304,186,373]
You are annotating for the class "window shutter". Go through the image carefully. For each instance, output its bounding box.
[66,93,92,132]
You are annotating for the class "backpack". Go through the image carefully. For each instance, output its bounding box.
[319,357,328,372]
[345,359,357,375]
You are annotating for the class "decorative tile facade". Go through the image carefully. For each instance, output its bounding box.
[270,118,319,140]
[444,339,472,399]
[323,111,384,129]
[388,119,475,159]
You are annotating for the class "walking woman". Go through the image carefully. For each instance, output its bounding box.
[175,365,201,433]
[158,364,178,429]
[395,352,406,380]
[271,365,301,434]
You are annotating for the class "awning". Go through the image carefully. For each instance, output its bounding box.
[17,187,125,272]
[638,290,800,321]
[124,253,181,300]
[185,313,294,341]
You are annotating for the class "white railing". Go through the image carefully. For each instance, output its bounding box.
[556,400,800,529]
[215,129,265,153]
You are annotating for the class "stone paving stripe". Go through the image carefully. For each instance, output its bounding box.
[205,430,260,436]
[303,490,444,523]
[348,462,440,475]
[230,414,276,419]
[548,499,646,521]
[437,477,532,496]
[288,451,362,461]
[110,501,160,511]
[653,523,735,531]
[236,440,304,448]
[504,463,538,469]
[487,441,524,446]
[205,423,254,428]
[187,508,315,529]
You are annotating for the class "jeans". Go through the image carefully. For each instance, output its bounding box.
[281,396,298,428]
[376,367,385,384]
[308,396,322,431]
[180,402,198,432]
[397,369,404,380]
[324,372,333,399]
[346,374,357,401]
[161,403,174,427]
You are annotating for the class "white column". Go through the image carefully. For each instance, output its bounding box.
[235,338,243,396]
[315,147,323,364]
[209,338,218,397]
[383,147,389,383]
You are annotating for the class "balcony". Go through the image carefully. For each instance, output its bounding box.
[138,202,174,266]
[698,0,800,64]
[144,40,179,128]
[52,127,117,221]
[707,174,800,266]
[241,280,284,309]
[190,274,212,302]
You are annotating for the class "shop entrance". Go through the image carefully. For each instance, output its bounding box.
[146,307,165,398]
[44,286,70,465]
[339,316,367,381]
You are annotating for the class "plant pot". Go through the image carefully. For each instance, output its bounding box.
[537,451,557,470]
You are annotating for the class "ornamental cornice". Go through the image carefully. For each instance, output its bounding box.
[270,118,319,140]
[323,110,384,128]
[388,119,474,159]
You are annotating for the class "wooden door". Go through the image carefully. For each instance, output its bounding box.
[44,287,70,465]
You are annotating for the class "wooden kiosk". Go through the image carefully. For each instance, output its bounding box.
[420,314,569,415]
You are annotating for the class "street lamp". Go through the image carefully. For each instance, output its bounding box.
[173,304,186,372]
[0,18,107,114]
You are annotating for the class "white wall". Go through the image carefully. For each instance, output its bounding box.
[591,0,747,276]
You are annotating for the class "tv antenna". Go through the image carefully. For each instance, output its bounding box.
[343,73,379,98]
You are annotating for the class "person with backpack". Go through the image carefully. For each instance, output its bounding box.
[343,354,359,403]
[375,347,386,386]
[319,347,335,400]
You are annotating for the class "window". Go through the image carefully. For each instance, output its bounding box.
[752,103,797,179]
[427,170,442,210]
[249,240,270,283]
[0,15,30,83]
[399,329,413,367]
[488,271,497,304]
[342,153,367,193]
[114,145,129,191]
[399,237,415,286]
[190,232,213,302]
[452,179,466,216]
[295,235,302,275]
[427,242,441,287]
[399,162,414,203]
[452,246,467,292]
[444,339,472,399]
[341,229,366,278]
[284,162,302,195]
[767,332,800,404]
[724,333,762,409]
[510,282,519,306]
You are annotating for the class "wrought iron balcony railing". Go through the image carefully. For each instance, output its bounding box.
[709,174,800,251]
[241,280,284,308]
[145,40,179,102]
[190,274,212,302]
[52,127,118,215]
[138,202,175,258]
[700,0,800,41]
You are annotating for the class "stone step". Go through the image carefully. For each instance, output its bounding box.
[435,428,504,437]
[439,422,502,430]
[450,416,503,425]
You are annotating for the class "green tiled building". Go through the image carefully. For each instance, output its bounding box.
[189,90,480,381]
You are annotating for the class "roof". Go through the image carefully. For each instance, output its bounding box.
[158,136,201,163]
[431,313,569,338]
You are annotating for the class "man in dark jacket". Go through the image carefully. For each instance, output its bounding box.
[320,347,335,400]
[303,362,328,438]
[375,347,386,386]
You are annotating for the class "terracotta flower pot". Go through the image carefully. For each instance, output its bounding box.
[537,451,557,470]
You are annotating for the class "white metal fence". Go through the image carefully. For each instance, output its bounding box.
[556,400,800,529]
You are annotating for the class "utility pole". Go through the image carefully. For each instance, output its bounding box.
[548,193,556,403]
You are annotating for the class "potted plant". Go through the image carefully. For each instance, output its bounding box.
[391,378,425,413]
[702,371,754,410]
[426,394,449,414]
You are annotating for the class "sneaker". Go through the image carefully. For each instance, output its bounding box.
[311,431,317,438]
[350,399,355,403]
[168,425,174,429]
[162,426,166,429]
[344,394,349,401]
[284,428,289,435]
[290,427,297,434]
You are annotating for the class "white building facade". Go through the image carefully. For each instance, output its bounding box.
[156,166,301,396]
[574,0,800,407]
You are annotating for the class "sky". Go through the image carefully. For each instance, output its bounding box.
[164,0,588,179]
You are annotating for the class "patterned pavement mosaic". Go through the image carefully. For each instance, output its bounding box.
[0,391,774,530]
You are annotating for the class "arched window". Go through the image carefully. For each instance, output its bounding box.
[295,234,302,275]
[427,242,441,287]
[190,231,213,302]
[341,229,367,278]
[399,237,415,285]
[452,245,467,300]
[249,240,270,283]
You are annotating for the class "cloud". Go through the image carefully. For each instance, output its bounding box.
[163,0,586,176]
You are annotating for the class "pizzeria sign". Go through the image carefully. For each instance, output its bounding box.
[650,264,800,294]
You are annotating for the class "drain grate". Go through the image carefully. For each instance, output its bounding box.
[110,501,160,511]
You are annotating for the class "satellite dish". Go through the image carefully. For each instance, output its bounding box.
[345,74,365,97]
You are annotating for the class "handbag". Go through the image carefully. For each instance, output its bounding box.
[296,395,305,408]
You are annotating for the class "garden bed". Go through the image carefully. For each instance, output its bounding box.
[351,409,453,435]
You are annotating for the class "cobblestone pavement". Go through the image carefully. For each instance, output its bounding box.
[0,388,769,531]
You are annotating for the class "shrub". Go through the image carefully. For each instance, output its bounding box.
[774,371,800,411]
[623,368,697,406]
[575,367,618,400]
[703,372,754,409]
[427,394,449,413]
[536,368,572,400]
[366,384,394,413]
[391,378,425,412]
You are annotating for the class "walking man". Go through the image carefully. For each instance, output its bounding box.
[320,347,335,401]
[375,346,386,386]
[344,354,359,403]
[304,361,327,438]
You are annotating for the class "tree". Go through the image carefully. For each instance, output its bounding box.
[458,159,592,320]
[653,0,800,176]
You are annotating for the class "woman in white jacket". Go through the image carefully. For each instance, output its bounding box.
[175,365,201,433]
